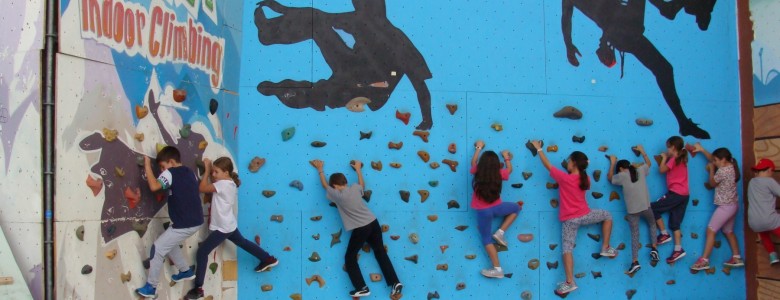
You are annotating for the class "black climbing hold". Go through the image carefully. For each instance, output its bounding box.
[447,200,460,209]
[525,140,542,157]
[81,265,93,275]
[362,190,372,202]
[360,131,373,140]
[511,183,523,188]
[572,135,585,143]
[209,99,218,115]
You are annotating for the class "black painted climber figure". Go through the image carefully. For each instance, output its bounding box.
[310,159,403,298]
[562,0,711,139]
[649,0,718,31]
[253,0,434,130]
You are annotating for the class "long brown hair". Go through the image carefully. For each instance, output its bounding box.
[473,151,502,203]
[570,151,590,190]
[712,148,740,182]
[213,157,241,187]
[667,136,688,165]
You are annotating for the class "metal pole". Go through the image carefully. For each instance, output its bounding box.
[42,0,58,298]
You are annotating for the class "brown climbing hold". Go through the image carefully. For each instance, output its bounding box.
[592,271,602,279]
[399,190,410,202]
[283,246,291,251]
[409,233,419,244]
[305,275,326,288]
[310,141,326,147]
[588,233,601,242]
[418,190,430,203]
[270,215,283,223]
[362,190,372,202]
[547,261,559,270]
[455,225,469,231]
[722,267,731,275]
[249,157,266,173]
[666,280,675,285]
[491,123,503,131]
[290,294,302,300]
[442,159,458,172]
[626,289,637,300]
[553,106,583,120]
[173,89,187,102]
[134,132,145,142]
[86,175,103,196]
[346,97,371,112]
[446,103,458,115]
[598,145,608,152]
[254,235,261,245]
[714,240,721,249]
[518,234,534,243]
[616,243,626,250]
[417,151,430,162]
[381,224,390,232]
[120,271,131,283]
[574,272,586,279]
[693,199,699,206]
[105,249,117,260]
[261,285,273,292]
[395,110,411,125]
[691,232,699,239]
[428,291,441,300]
[547,145,559,152]
[522,171,533,180]
[511,183,523,188]
[436,264,449,271]
[592,192,604,199]
[413,130,430,143]
[262,190,276,198]
[371,161,382,171]
[526,140,543,156]
[102,128,118,142]
[310,215,322,221]
[390,235,400,240]
[198,140,208,150]
[76,225,85,241]
[390,162,402,169]
[308,252,321,262]
[370,273,382,282]
[465,254,477,260]
[359,131,372,140]
[447,200,460,209]
[135,105,149,119]
[593,170,601,182]
[546,182,559,189]
[440,245,449,253]
[549,244,558,250]
[405,255,419,264]
[609,191,620,201]
[448,143,457,154]
[521,291,532,300]
[331,229,342,247]
[388,141,403,150]
[705,267,716,275]
[456,282,466,291]
[494,244,508,252]
[550,198,559,208]
[654,155,663,165]
[427,215,438,222]
[636,118,653,126]
[528,259,540,270]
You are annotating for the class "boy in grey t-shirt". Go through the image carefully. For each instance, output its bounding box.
[608,146,659,275]
[310,159,402,298]
[748,158,780,265]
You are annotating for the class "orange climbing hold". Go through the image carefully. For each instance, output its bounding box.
[413,130,430,143]
[173,89,187,102]
[417,151,430,163]
[448,143,457,154]
[86,175,103,196]
[442,159,458,172]
[124,187,141,209]
[446,103,458,115]
[395,110,411,125]
[418,190,430,203]
[135,105,148,119]
[389,141,403,150]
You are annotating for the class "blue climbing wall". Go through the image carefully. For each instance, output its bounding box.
[238,1,744,299]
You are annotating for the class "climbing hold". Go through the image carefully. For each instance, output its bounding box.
[133,133,145,142]
[102,128,118,142]
[489,122,503,131]
[653,155,663,165]
[172,89,187,102]
[505,273,514,278]
[135,105,149,119]
[76,225,85,241]
[456,282,466,291]
[429,180,439,187]
[549,244,558,250]
[686,143,698,157]
[429,162,440,169]
[448,143,457,154]
[81,265,92,275]
[362,190,372,202]
[290,294,302,300]
[447,200,460,209]
[494,244,508,252]
[636,118,653,126]
[120,271,131,283]
[592,192,604,199]
[511,183,523,188]
[546,182,559,189]
[283,246,292,251]
[378,224,389,233]
[436,264,449,271]
[522,171,533,180]
[418,190,430,203]
[440,245,449,253]
[346,97,371,112]
[446,103,458,115]
[574,272,586,279]
[704,182,714,190]
[413,130,430,143]
[270,215,283,223]
[281,127,295,141]
[502,150,514,161]
[179,124,191,139]
[427,291,441,300]
[312,234,320,240]
[518,234,534,243]
[331,229,342,247]
[132,220,148,237]
[705,267,716,275]
[547,261,559,270]
[572,135,585,143]
[390,162,402,168]
[550,199,559,208]
[261,285,273,292]
[560,159,568,170]
[359,131,373,140]
[409,233,419,244]
[626,289,637,300]
[396,110,411,125]
[370,273,382,282]
[691,232,699,239]
[666,280,675,285]
[714,240,721,249]
[591,271,602,279]
[417,151,430,163]
[86,175,103,196]
[465,254,477,260]
[442,159,458,172]
[525,140,542,157]
[598,145,608,152]
[308,252,321,262]
[311,141,326,147]
[593,170,601,182]
[521,291,532,300]
[105,249,117,260]
[722,267,731,275]
[305,275,325,288]
[388,141,403,150]
[399,190,410,202]
[371,161,382,171]
[609,191,620,201]
[588,233,601,242]
[156,143,166,153]
[553,106,583,120]
[693,199,699,206]
[528,259,540,270]
[209,262,218,274]
[208,98,218,115]
[198,140,208,150]
[427,215,438,222]
[405,255,419,264]
[262,190,276,198]
[455,225,469,231]
[289,180,304,191]
[390,235,400,240]
[616,243,626,250]
[249,157,266,173]
[547,145,559,153]
[631,146,641,157]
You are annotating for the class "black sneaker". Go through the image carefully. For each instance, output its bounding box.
[186,287,204,299]
[650,248,660,262]
[349,286,370,297]
[627,261,641,274]
[254,256,279,272]
[391,282,403,296]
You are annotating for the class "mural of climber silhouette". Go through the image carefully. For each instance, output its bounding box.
[561,0,716,139]
[253,0,434,130]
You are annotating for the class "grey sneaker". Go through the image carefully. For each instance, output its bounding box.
[492,230,508,247]
[481,267,504,278]
[555,281,578,295]
[600,247,618,257]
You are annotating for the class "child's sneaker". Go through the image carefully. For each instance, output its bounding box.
[554,281,578,295]
[770,252,780,265]
[481,267,504,278]
[599,247,618,258]
[691,257,710,270]
[135,283,157,298]
[255,256,279,272]
[666,249,686,263]
[185,287,204,299]
[349,286,370,297]
[171,268,195,282]
[492,230,508,247]
[723,256,745,268]
[391,282,403,296]
[656,233,672,245]
[626,261,641,274]
[650,248,660,262]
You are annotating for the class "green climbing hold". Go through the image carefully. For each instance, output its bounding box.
[179,124,191,139]
[429,180,439,187]
[209,262,218,274]
[282,127,295,141]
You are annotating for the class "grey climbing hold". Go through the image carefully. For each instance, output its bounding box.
[409,233,419,244]
[308,252,321,262]
[405,255,418,264]
[81,265,93,275]
[574,272,586,279]
[635,118,653,126]
[289,180,304,191]
[76,225,85,241]
[281,127,295,141]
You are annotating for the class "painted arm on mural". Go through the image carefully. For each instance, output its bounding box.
[143,156,163,192]
[411,74,433,130]
[147,91,176,146]
[561,0,581,67]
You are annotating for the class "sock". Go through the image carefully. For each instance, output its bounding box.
[733,255,741,259]
[661,230,669,235]
[496,229,504,235]
[494,266,503,272]
[700,257,709,262]
[674,245,682,251]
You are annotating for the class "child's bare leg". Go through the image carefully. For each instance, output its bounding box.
[656,218,667,232]
[725,232,740,257]
[485,244,500,268]
[563,252,575,283]
[673,229,682,246]
[601,219,613,251]
[499,213,517,232]
[702,228,716,259]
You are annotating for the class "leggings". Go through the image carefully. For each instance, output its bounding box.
[626,208,657,259]
[707,204,737,233]
[562,209,612,253]
[476,202,521,245]
[345,219,399,289]
[194,229,271,287]
[759,227,780,254]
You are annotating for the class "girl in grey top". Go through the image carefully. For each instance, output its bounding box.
[747,158,780,265]
[608,144,659,275]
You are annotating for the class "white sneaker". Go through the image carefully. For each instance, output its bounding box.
[481,268,504,278]
[555,281,578,295]
[492,230,508,247]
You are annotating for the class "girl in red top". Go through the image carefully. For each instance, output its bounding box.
[531,141,617,296]
[470,140,521,279]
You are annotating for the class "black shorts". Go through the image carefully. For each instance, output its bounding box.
[651,191,690,231]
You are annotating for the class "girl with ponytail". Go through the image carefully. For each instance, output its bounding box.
[607,144,659,275]
[690,144,744,271]
[652,136,691,265]
[531,141,617,296]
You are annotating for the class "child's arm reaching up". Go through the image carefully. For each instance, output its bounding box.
[310,160,329,189]
[531,140,552,171]
[351,160,365,187]
[144,156,163,192]
[636,144,651,168]
[693,142,713,161]
[607,155,617,183]
[502,150,513,174]
[472,140,485,166]
[706,163,719,188]
[199,159,217,193]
